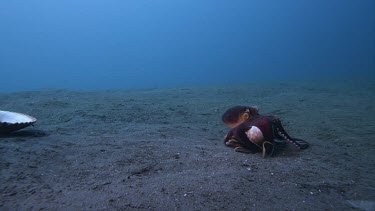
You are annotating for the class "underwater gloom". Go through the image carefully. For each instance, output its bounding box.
[1,0,374,210]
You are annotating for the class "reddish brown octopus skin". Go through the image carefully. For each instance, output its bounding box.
[222,106,309,155]
[222,106,259,129]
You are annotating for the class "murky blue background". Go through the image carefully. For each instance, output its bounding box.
[1,0,374,92]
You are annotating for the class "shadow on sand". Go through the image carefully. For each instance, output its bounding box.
[0,129,48,138]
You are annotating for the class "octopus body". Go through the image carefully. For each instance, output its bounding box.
[222,106,309,158]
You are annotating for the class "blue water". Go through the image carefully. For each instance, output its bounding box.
[1,0,374,92]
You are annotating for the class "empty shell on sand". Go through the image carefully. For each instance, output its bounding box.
[0,110,37,133]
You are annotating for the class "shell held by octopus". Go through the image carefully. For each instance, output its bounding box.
[245,126,264,146]
[0,110,37,133]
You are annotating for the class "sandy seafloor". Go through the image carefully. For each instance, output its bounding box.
[1,79,374,210]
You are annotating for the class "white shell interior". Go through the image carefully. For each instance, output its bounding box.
[0,111,36,124]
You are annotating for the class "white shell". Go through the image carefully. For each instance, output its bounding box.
[245,126,264,146]
[0,110,37,133]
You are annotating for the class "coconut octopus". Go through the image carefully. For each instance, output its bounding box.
[222,106,309,158]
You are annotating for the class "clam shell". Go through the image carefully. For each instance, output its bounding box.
[0,110,37,133]
[245,126,264,147]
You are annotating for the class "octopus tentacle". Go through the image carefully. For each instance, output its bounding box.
[277,128,301,150]
[262,141,274,158]
[234,146,255,154]
[272,119,309,150]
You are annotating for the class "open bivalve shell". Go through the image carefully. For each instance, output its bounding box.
[0,110,37,133]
